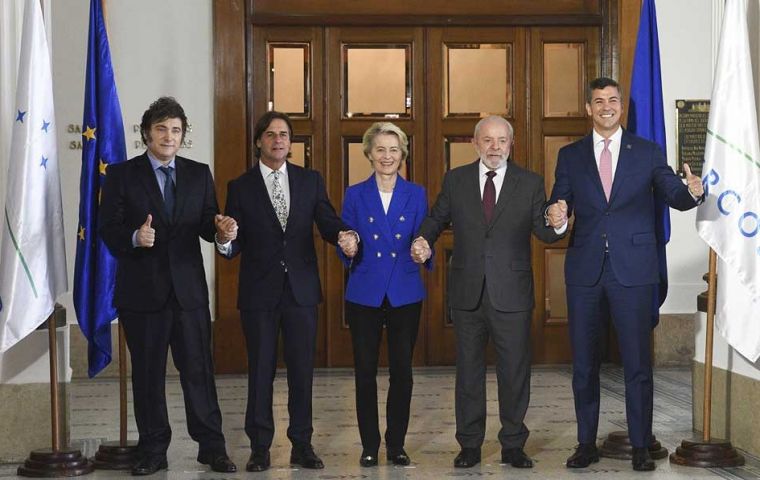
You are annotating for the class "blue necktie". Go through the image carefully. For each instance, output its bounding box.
[159,166,175,218]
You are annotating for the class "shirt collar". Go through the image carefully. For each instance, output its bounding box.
[592,126,623,146]
[478,159,508,177]
[146,151,175,170]
[259,160,287,177]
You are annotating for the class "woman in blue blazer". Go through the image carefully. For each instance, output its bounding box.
[338,122,430,467]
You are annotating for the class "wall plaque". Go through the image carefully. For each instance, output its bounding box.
[675,99,709,177]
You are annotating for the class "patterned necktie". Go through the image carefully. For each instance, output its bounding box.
[483,170,496,223]
[599,138,613,201]
[158,166,175,217]
[271,170,288,230]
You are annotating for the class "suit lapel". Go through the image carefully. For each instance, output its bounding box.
[386,176,411,233]
[136,154,169,224]
[360,175,392,240]
[580,135,608,205]
[609,131,635,205]
[462,160,484,225]
[173,157,188,222]
[488,164,518,229]
[285,162,301,232]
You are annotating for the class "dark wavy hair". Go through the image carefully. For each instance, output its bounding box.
[252,111,293,159]
[586,77,622,103]
[140,96,188,144]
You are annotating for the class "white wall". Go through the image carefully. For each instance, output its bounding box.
[50,0,215,327]
[656,0,712,314]
[661,0,760,381]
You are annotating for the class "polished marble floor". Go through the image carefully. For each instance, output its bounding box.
[2,365,759,479]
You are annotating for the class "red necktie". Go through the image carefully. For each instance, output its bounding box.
[483,171,496,223]
[599,138,613,201]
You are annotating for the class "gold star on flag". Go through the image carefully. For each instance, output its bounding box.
[82,126,96,141]
[78,225,85,241]
[99,159,108,175]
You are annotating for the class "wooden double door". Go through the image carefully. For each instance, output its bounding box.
[214,23,600,372]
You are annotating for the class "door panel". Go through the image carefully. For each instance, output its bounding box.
[323,27,426,367]
[528,26,599,364]
[215,22,601,371]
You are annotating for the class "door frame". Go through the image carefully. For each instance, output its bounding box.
[212,0,641,373]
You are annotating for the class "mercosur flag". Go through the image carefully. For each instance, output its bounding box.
[696,0,760,361]
[0,0,67,351]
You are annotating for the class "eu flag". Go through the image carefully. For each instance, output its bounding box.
[73,0,126,377]
[627,0,669,326]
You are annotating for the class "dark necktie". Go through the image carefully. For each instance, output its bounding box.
[483,170,496,223]
[159,166,175,218]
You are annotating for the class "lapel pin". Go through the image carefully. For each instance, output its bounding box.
[626,144,632,150]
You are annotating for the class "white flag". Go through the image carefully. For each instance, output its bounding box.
[696,0,760,361]
[0,0,67,351]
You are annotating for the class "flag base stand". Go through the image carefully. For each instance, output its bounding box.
[92,441,138,470]
[17,448,94,477]
[669,439,745,467]
[599,431,669,460]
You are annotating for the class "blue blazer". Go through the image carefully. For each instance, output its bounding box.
[339,175,430,308]
[549,130,699,287]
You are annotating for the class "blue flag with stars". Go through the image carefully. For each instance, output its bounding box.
[73,0,127,377]
[627,0,669,327]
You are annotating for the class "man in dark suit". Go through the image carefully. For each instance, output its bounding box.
[214,111,357,472]
[546,77,703,471]
[410,115,564,469]
[99,97,236,475]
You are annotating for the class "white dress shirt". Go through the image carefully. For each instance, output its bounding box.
[216,161,290,255]
[478,160,508,201]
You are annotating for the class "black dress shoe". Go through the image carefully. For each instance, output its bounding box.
[387,448,411,466]
[632,447,656,471]
[131,455,168,476]
[290,444,324,469]
[566,443,599,468]
[454,448,481,468]
[359,451,378,467]
[197,452,237,473]
[246,448,270,472]
[501,447,533,468]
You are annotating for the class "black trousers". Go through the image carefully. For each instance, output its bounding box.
[346,299,421,454]
[240,277,317,449]
[119,294,226,457]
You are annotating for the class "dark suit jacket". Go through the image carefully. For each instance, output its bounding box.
[549,130,698,287]
[338,174,429,308]
[223,162,348,310]
[99,153,218,312]
[417,160,563,312]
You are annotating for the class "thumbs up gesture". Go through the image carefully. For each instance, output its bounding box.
[683,163,703,197]
[136,214,155,248]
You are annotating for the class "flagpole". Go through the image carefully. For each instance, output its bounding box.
[48,314,60,452]
[669,248,745,467]
[89,0,138,468]
[17,309,94,477]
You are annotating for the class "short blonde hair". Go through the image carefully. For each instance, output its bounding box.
[362,122,409,161]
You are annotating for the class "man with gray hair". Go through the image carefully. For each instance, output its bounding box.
[411,115,564,469]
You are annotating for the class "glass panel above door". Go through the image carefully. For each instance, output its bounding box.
[343,44,412,118]
[444,43,511,117]
[268,43,310,117]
